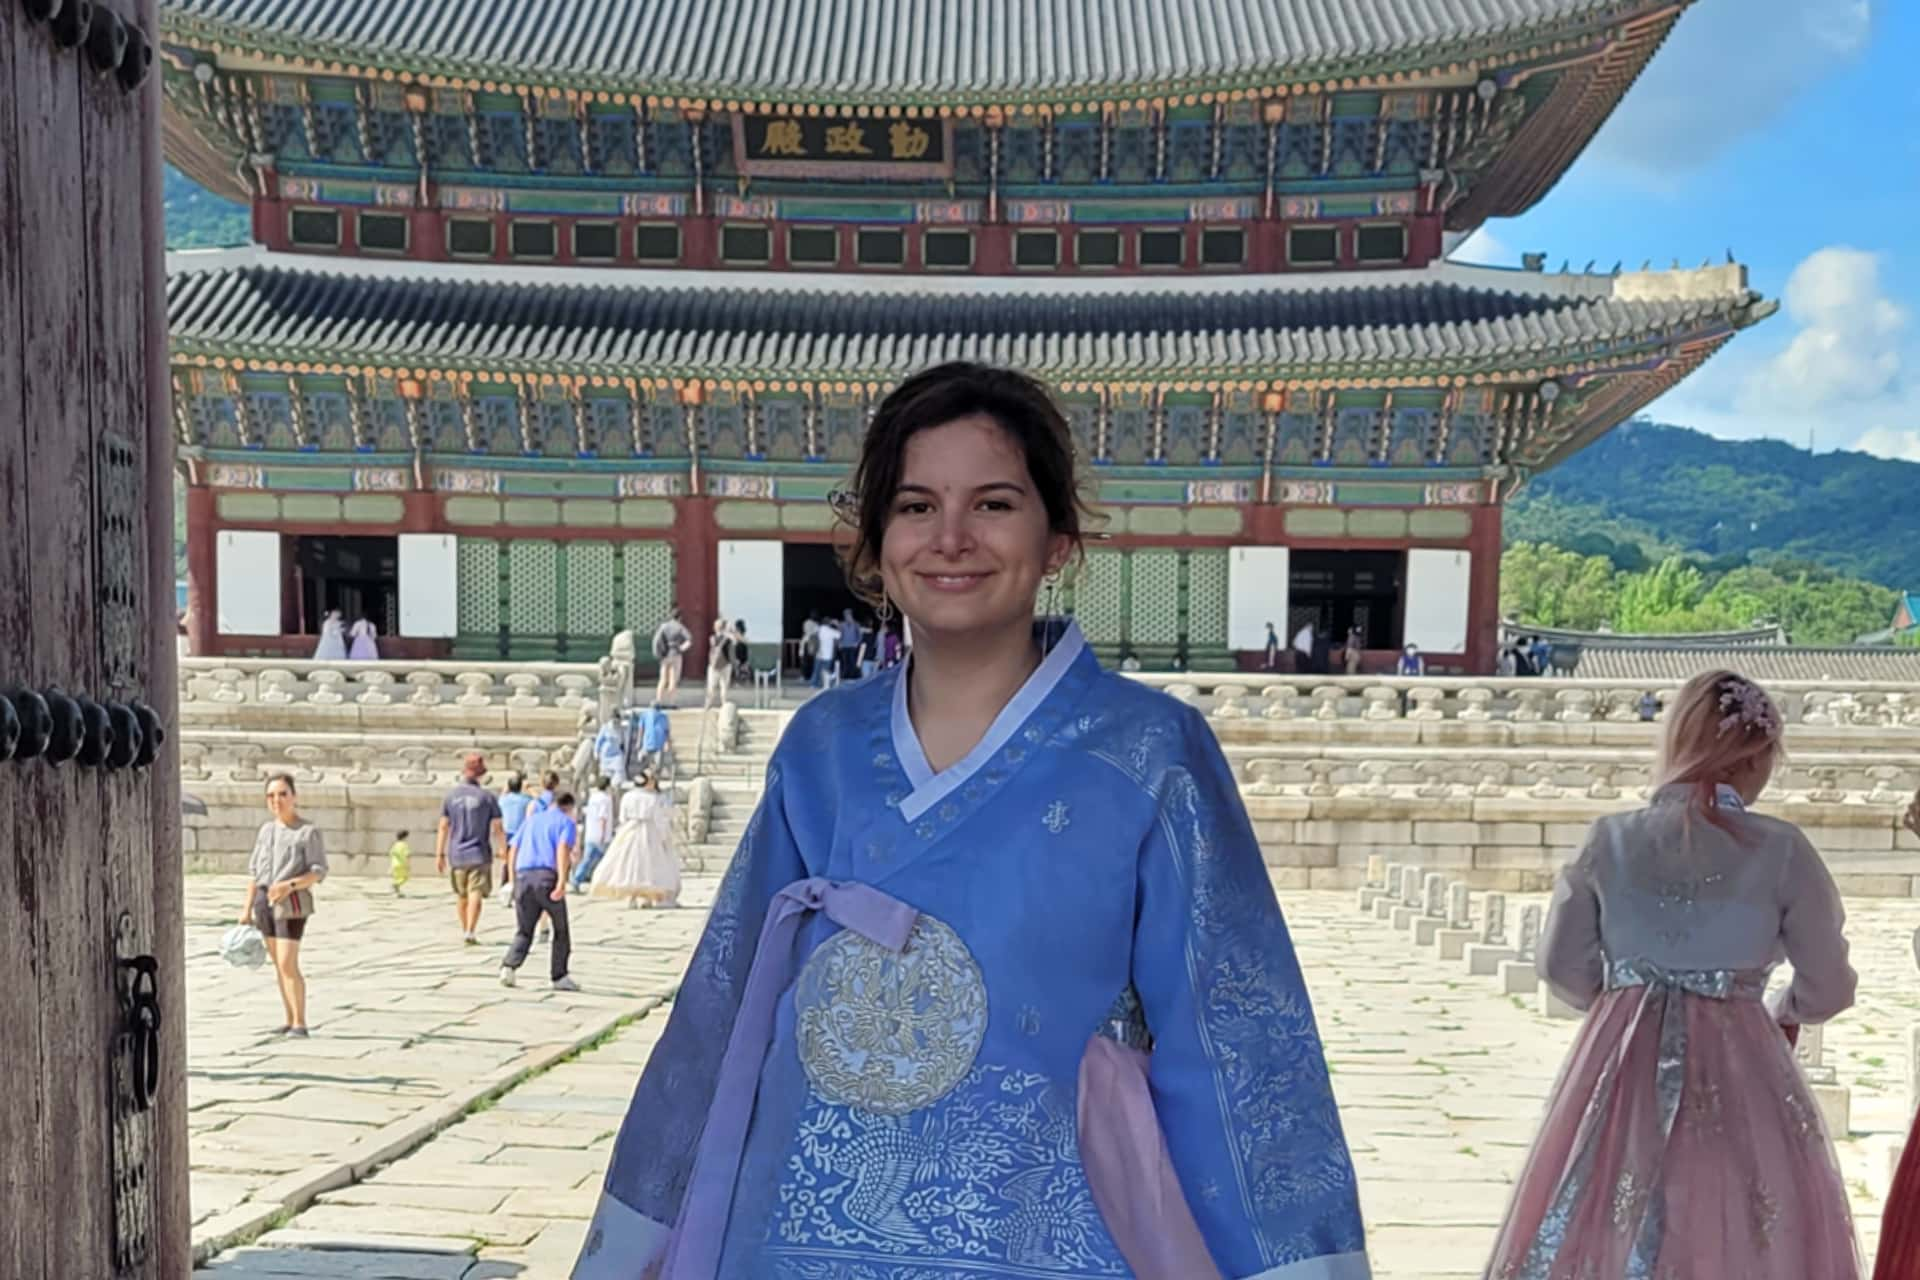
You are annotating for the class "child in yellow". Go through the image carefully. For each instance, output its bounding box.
[388,830,410,896]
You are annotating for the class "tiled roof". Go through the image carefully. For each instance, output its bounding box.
[166,260,1765,379]
[160,0,1649,102]
[1505,621,1790,649]
[1574,647,1920,685]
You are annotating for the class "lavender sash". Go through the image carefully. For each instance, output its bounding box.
[661,877,918,1280]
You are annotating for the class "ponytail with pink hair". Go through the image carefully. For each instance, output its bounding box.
[1653,669,1783,835]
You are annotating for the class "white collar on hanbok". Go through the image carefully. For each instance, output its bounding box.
[890,619,1086,824]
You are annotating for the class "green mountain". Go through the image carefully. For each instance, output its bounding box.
[164,165,250,250]
[1509,421,1920,592]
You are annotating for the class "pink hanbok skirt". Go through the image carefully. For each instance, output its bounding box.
[1486,966,1858,1280]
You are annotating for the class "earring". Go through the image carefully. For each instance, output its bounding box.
[876,593,894,624]
[1042,570,1061,619]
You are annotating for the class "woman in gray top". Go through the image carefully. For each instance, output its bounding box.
[236,773,329,1036]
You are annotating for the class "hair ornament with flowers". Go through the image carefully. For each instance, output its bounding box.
[1715,677,1782,742]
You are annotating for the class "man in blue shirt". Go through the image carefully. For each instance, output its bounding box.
[500,791,579,992]
[634,703,672,777]
[497,773,533,888]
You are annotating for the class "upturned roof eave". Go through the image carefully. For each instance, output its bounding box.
[157,1,1666,112]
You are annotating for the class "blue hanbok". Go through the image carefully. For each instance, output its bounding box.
[575,622,1368,1279]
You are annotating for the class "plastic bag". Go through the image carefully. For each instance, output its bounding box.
[220,923,268,969]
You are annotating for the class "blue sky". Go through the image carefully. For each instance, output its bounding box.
[1453,0,1918,459]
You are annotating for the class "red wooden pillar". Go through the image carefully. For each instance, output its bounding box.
[1466,502,1504,674]
[184,484,217,656]
[673,495,719,669]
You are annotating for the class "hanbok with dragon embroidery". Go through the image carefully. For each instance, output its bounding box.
[574,621,1368,1280]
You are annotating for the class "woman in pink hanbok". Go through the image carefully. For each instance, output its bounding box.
[1487,669,1859,1280]
[347,617,380,661]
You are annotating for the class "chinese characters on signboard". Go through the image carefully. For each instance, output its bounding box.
[736,114,950,176]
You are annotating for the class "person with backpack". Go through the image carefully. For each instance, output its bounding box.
[651,608,692,706]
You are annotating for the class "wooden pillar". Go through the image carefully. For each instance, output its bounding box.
[1466,502,1503,674]
[184,484,217,656]
[673,495,719,669]
[3,1,189,1274]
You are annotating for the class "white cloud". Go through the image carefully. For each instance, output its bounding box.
[1589,0,1871,178]
[1853,428,1920,462]
[1741,247,1906,412]
[1643,245,1917,453]
[1448,227,1514,267]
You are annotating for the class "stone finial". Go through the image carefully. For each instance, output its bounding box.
[504,672,543,708]
[1260,685,1299,721]
[258,669,298,705]
[354,669,396,706]
[455,671,495,707]
[1481,891,1507,944]
[1365,855,1386,888]
[207,667,247,704]
[1383,861,1404,895]
[1516,904,1542,960]
[1422,872,1446,918]
[306,669,347,705]
[1400,867,1424,906]
[1359,759,1393,798]
[1361,686,1400,721]
[1310,686,1345,722]
[1795,1023,1836,1084]
[1210,686,1250,719]
[1457,687,1494,722]
[1447,882,1471,929]
[406,670,445,706]
[1407,686,1446,721]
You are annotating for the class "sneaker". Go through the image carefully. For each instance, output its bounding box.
[286,1027,309,1039]
[464,935,478,947]
[499,966,517,988]
[551,976,580,993]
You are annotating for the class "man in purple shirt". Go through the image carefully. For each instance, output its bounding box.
[436,753,505,946]
[499,791,580,992]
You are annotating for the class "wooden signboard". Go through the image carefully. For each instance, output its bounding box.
[735,112,954,180]
[1,0,188,1274]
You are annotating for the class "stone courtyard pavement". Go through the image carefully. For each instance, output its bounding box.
[187,876,1920,1278]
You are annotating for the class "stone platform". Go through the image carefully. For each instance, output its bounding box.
[185,880,1915,1277]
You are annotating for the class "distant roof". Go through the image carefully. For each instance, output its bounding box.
[1503,621,1791,649]
[160,0,1661,105]
[1574,647,1920,685]
[166,254,1768,381]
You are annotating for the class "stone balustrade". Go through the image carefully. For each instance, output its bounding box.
[1136,673,1920,734]
[182,658,603,710]
[180,733,576,788]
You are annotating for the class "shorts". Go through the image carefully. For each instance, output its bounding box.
[449,864,494,898]
[251,889,308,942]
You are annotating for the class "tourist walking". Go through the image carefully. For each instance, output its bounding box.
[1344,625,1365,675]
[588,769,680,908]
[1291,617,1314,673]
[799,611,819,683]
[499,791,580,992]
[838,607,864,682]
[348,616,380,660]
[236,773,328,1037]
[1263,620,1280,670]
[812,613,841,688]
[312,609,347,661]
[592,713,626,786]
[705,616,735,707]
[577,362,1365,1279]
[436,753,505,946]
[571,776,615,890]
[652,608,692,706]
[1872,790,1920,1280]
[633,701,672,778]
[387,829,410,896]
[498,772,533,886]
[1486,670,1859,1280]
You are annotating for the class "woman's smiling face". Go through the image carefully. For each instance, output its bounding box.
[879,414,1069,643]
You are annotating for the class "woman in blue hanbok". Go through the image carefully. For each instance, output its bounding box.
[575,363,1368,1280]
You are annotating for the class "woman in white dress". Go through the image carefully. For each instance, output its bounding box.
[589,771,680,907]
[348,617,380,661]
[312,610,348,661]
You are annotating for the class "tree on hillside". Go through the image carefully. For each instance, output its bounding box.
[1698,564,1896,647]
[1613,557,1716,634]
[1500,543,1619,630]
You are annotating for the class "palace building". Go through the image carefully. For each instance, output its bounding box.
[158,0,1769,671]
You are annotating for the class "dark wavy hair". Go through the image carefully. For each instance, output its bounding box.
[837,362,1096,604]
